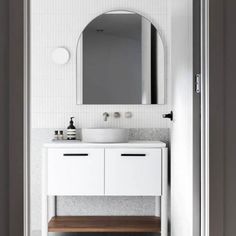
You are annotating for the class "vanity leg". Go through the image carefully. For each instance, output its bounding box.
[161,148,168,236]
[48,195,56,219]
[41,195,48,236]
[42,148,48,236]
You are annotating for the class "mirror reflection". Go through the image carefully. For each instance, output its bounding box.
[77,10,165,104]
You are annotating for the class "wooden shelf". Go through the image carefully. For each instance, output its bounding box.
[48,216,161,233]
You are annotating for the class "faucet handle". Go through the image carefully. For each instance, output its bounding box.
[103,112,109,121]
[113,112,121,118]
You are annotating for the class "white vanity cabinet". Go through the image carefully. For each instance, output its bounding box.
[42,141,168,236]
[47,148,104,195]
[105,148,162,196]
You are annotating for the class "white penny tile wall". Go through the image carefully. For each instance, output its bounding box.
[30,0,172,129]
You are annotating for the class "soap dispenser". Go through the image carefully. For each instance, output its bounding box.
[67,117,76,140]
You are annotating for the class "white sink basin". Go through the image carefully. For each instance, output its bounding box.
[82,128,129,143]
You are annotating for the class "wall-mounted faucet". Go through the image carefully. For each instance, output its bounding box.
[103,112,110,121]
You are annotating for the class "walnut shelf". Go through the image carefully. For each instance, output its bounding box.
[48,216,161,233]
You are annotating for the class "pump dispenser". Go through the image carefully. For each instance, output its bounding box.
[67,117,76,140]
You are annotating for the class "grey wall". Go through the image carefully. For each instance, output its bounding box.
[224,0,236,235]
[0,0,24,235]
[209,0,224,236]
[209,0,225,235]
[0,0,9,235]
[209,0,236,235]
[9,0,24,235]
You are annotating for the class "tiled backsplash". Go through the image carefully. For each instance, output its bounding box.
[31,107,171,129]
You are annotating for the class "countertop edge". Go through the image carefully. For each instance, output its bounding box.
[43,141,166,148]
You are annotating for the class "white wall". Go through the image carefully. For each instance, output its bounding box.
[30,0,171,232]
[30,0,171,129]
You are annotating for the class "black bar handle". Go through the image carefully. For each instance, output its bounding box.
[63,153,88,156]
[121,154,146,157]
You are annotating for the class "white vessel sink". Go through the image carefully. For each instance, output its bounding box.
[82,128,129,143]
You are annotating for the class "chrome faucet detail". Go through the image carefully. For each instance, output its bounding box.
[103,112,110,121]
[113,112,121,118]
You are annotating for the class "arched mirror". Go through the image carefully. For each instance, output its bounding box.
[76,10,165,104]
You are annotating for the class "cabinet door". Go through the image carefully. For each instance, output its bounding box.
[105,148,162,196]
[47,148,104,195]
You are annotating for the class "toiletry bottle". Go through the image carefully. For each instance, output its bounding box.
[59,130,64,140]
[67,117,76,140]
[54,130,59,140]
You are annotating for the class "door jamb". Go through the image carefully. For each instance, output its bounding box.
[201,0,209,236]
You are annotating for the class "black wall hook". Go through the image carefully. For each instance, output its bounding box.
[162,111,173,121]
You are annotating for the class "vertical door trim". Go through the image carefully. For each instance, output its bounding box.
[193,0,201,235]
[201,0,209,236]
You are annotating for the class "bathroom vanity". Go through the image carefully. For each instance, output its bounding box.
[42,141,168,235]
